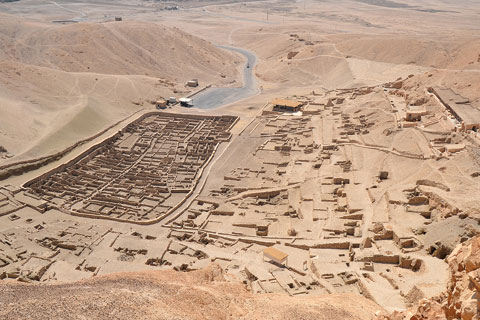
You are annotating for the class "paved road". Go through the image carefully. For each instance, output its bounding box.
[192,45,260,109]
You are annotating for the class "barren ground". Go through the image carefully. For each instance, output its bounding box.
[1,0,480,317]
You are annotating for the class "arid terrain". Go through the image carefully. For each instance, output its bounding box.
[1,0,480,319]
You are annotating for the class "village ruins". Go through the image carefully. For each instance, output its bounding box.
[1,76,479,312]
[2,0,480,317]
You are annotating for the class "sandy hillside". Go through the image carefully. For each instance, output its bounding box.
[402,70,480,106]
[232,25,471,89]
[0,12,239,163]
[329,35,480,70]
[0,12,238,81]
[173,0,480,91]
[233,27,480,90]
[0,264,382,320]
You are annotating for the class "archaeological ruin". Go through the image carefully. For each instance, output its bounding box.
[1,82,479,313]
[24,112,237,224]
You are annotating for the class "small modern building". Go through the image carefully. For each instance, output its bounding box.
[156,99,167,109]
[263,247,288,266]
[272,98,303,112]
[186,79,199,87]
[179,97,193,107]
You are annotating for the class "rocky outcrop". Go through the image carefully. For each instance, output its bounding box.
[444,237,480,319]
[287,51,299,59]
[376,236,480,320]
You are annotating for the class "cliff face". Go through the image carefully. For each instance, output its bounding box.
[376,236,480,320]
[445,236,480,319]
[0,264,381,320]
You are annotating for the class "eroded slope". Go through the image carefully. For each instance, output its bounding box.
[0,13,239,162]
[0,264,381,320]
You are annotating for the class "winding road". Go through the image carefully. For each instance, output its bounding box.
[192,45,260,110]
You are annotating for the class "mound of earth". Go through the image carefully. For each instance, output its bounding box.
[0,264,382,320]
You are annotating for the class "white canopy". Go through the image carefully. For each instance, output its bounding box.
[179,98,192,103]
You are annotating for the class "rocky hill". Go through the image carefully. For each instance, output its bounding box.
[376,236,480,319]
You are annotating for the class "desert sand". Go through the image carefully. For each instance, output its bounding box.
[1,0,480,318]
